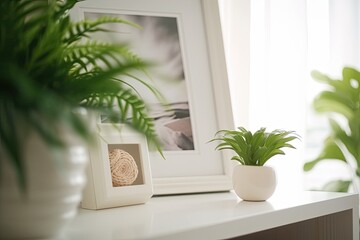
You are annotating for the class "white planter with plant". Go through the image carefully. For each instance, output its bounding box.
[210,127,299,201]
[0,0,162,239]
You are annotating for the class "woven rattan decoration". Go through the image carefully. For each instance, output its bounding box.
[108,149,139,187]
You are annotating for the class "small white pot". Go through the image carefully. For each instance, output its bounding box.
[233,165,277,201]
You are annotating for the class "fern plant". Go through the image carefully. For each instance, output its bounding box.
[303,67,360,192]
[210,127,299,166]
[0,0,162,189]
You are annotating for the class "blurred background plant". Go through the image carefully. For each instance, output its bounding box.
[303,67,360,193]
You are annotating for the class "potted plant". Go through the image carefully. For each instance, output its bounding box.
[210,127,299,201]
[303,67,360,193]
[0,0,162,239]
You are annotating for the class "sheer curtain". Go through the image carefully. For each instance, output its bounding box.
[220,0,360,192]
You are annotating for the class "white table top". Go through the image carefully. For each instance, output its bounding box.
[64,190,358,240]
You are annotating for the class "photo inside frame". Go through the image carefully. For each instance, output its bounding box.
[85,11,195,152]
[107,144,144,187]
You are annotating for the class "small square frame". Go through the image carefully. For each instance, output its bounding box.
[81,124,153,210]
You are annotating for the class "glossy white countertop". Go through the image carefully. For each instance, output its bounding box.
[64,190,359,240]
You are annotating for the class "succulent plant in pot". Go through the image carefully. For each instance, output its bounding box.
[0,0,162,239]
[210,127,300,201]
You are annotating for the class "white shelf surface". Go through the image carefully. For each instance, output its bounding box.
[64,190,359,240]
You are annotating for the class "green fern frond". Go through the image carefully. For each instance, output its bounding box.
[0,0,164,189]
[65,41,148,76]
[53,0,79,20]
[64,16,140,44]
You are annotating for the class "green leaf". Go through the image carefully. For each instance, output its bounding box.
[303,136,346,171]
[231,156,245,165]
[321,180,351,192]
[259,149,285,166]
[311,70,332,84]
[313,92,354,120]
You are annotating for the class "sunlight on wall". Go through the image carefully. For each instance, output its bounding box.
[249,0,307,193]
[221,0,359,193]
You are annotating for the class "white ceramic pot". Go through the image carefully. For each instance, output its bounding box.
[0,127,89,239]
[233,165,277,201]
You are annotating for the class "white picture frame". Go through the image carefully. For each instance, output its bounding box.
[81,124,153,209]
[71,0,235,195]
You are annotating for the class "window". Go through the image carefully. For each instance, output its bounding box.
[220,0,360,192]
